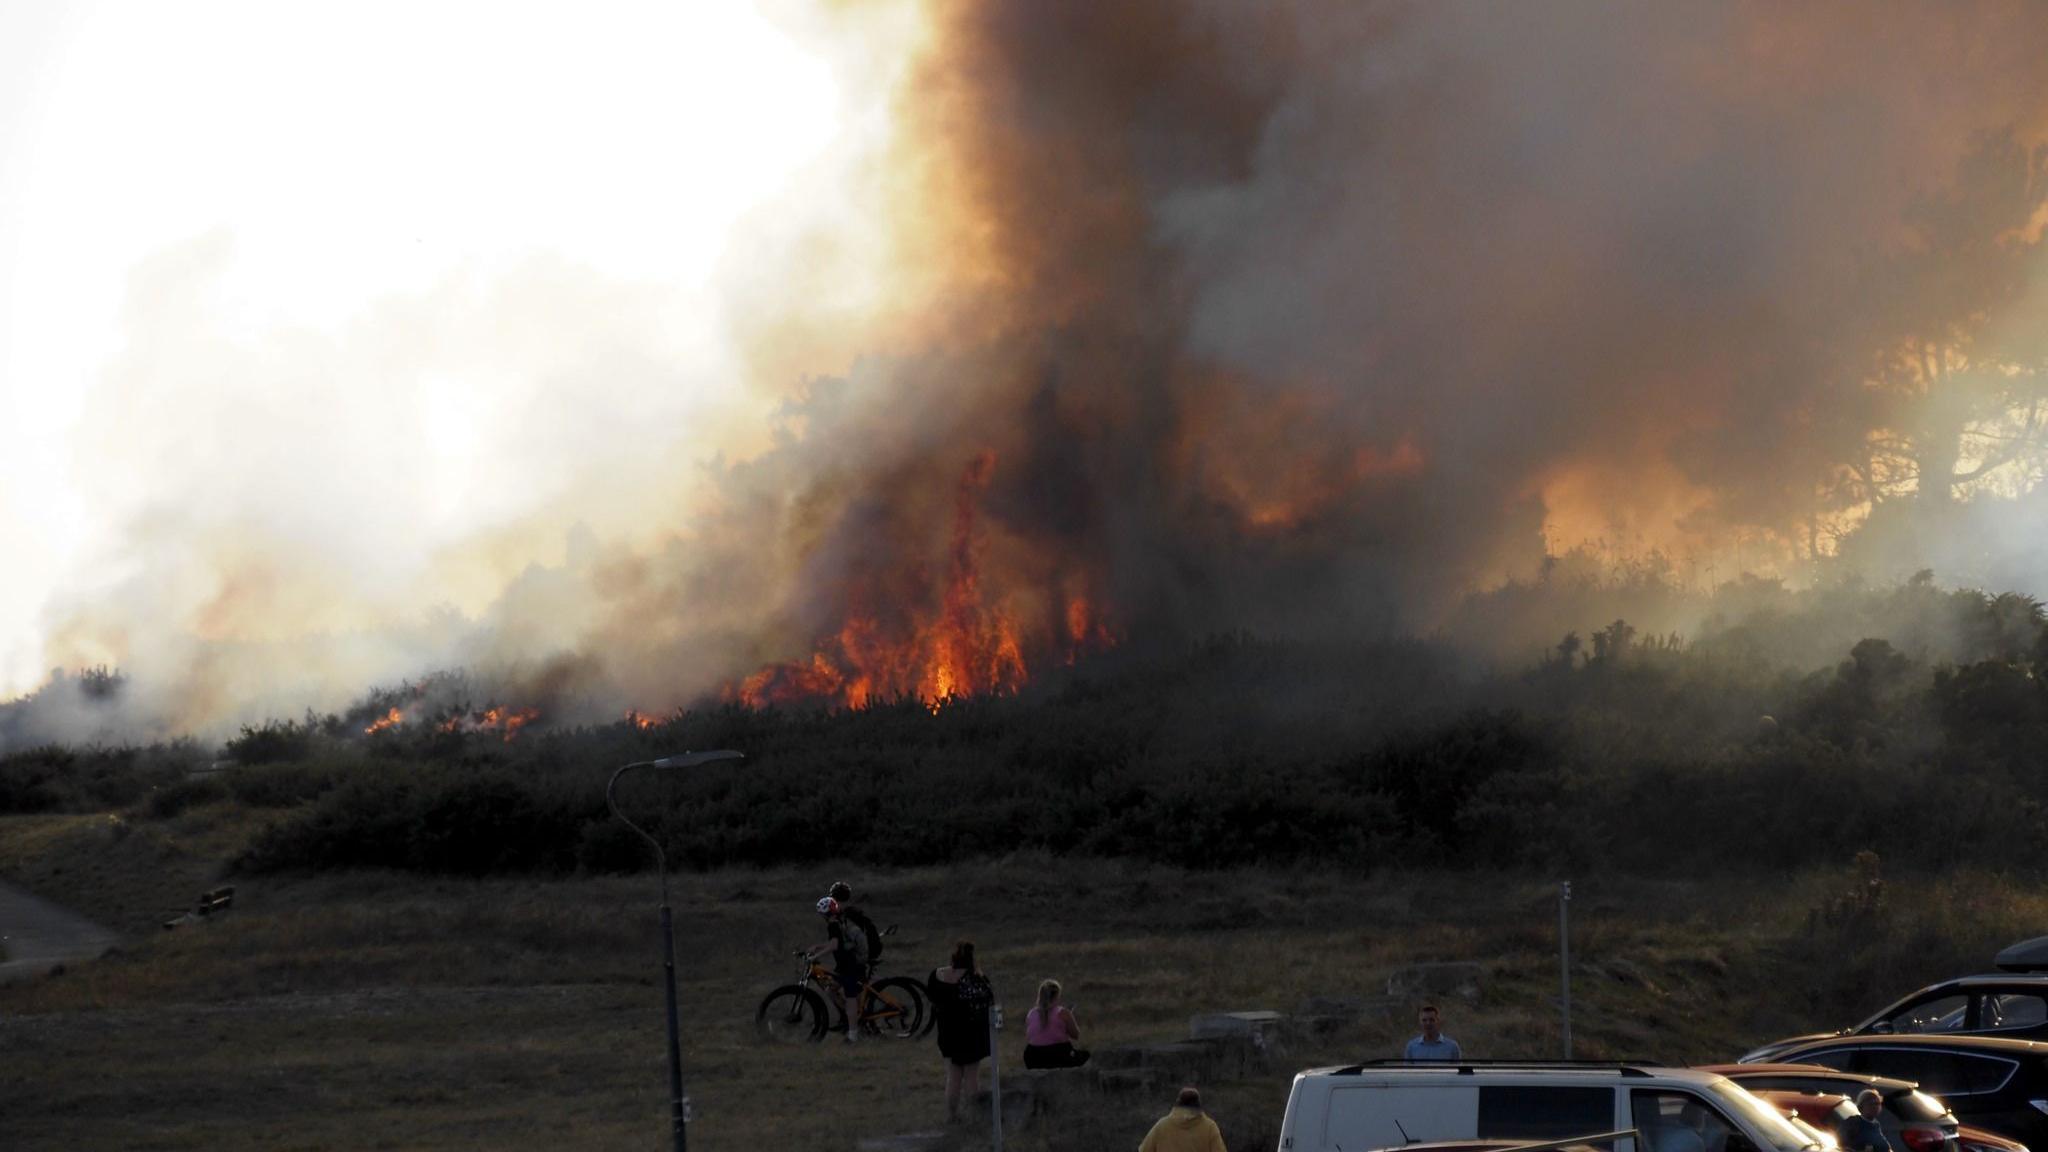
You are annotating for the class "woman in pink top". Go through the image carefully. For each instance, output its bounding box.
[1022,979,1090,1068]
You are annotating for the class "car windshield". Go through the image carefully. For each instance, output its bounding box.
[1710,1082,1825,1152]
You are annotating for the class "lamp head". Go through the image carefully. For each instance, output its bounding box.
[649,750,745,769]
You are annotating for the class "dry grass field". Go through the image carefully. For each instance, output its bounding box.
[2,799,2041,1151]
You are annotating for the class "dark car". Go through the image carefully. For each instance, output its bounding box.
[1744,976,2048,1063]
[1697,1065,1962,1152]
[1761,1036,2048,1152]
[1752,1088,2027,1152]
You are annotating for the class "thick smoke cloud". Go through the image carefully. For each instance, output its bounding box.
[658,0,2048,675]
[14,0,2048,741]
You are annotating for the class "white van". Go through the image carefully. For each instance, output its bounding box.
[1276,1062,1824,1152]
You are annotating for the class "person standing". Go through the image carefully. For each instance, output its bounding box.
[1836,1090,1896,1152]
[1139,1086,1227,1152]
[1023,978,1090,1068]
[1402,1003,1462,1061]
[926,940,994,1122]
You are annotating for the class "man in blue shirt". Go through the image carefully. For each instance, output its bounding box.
[1403,1003,1463,1061]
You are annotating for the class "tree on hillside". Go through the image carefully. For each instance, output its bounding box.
[1844,130,2048,513]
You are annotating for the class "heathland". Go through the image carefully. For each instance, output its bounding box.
[3,573,2048,1149]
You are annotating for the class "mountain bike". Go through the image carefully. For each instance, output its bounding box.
[755,931,927,1043]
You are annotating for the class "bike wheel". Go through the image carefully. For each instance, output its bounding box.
[864,977,926,1040]
[896,975,937,1038]
[756,985,827,1044]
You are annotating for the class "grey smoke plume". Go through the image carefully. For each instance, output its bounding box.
[16,0,2048,741]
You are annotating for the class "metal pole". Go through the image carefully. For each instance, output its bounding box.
[1559,880,1573,1059]
[607,752,743,1152]
[661,885,687,1152]
[989,987,1003,1152]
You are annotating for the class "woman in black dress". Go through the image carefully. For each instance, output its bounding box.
[926,939,993,1121]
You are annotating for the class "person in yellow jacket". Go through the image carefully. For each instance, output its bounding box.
[1139,1086,1227,1152]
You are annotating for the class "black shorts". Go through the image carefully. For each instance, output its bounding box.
[833,964,867,996]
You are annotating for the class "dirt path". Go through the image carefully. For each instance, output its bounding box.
[0,878,118,984]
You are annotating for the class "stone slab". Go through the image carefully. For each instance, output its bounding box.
[1189,1010,1285,1039]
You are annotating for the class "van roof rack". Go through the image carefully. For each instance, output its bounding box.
[1331,1059,1667,1077]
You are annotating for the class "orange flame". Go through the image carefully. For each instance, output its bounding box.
[364,707,404,735]
[733,450,1057,709]
[435,705,542,742]
[625,709,661,730]
[480,706,538,741]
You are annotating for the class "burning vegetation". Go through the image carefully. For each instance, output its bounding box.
[729,451,1112,709]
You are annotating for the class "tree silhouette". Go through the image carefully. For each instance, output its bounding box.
[1849,130,2048,512]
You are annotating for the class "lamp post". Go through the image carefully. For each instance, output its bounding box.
[1559,879,1573,1059]
[607,750,745,1152]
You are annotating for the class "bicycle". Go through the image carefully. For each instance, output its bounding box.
[756,941,928,1044]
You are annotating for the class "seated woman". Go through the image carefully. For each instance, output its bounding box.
[1022,979,1090,1069]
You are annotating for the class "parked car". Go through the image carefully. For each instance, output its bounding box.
[1743,975,2048,1064]
[1276,1061,1822,1152]
[1761,1101,1839,1151]
[1698,1064,1963,1152]
[1759,1036,2048,1152]
[1751,1091,2029,1152]
[1754,1090,1941,1152]
[1700,1062,2029,1152]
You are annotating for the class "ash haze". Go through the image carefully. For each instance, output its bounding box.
[4,1,2048,744]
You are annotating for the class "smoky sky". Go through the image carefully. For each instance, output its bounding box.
[18,0,2048,740]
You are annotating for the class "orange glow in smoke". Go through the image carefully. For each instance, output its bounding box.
[364,707,404,735]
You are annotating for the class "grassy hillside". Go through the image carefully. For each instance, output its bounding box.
[2,799,2041,1151]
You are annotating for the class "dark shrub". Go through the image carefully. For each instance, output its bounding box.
[0,744,195,813]
[224,761,341,808]
[236,773,420,873]
[225,720,316,765]
[409,774,583,874]
[145,774,229,818]
[576,819,650,874]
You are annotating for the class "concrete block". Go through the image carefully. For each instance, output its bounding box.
[1189,1010,1284,1039]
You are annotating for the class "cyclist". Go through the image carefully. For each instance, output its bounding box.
[828,880,885,965]
[805,896,870,1044]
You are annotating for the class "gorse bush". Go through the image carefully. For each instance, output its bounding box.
[13,575,2048,878]
[0,742,202,814]
[144,773,229,818]
[236,766,602,875]
[223,759,344,808]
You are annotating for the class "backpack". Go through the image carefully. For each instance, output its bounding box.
[845,907,883,961]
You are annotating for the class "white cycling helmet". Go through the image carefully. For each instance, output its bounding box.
[816,896,839,917]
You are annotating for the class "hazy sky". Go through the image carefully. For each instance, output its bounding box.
[0,1,863,698]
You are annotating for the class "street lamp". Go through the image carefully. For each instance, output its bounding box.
[607,750,745,1152]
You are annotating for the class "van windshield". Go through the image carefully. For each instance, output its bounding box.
[1707,1082,1823,1152]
